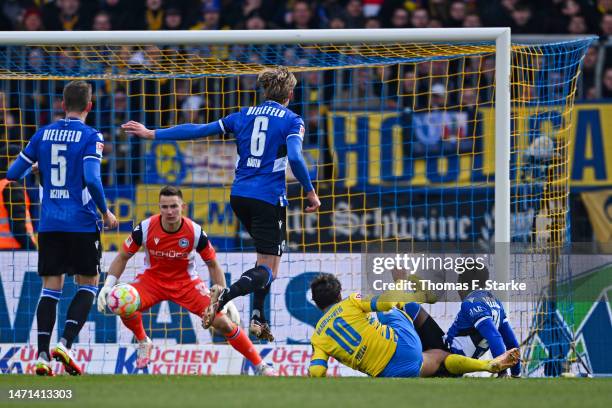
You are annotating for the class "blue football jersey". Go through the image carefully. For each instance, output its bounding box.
[21,118,104,232]
[445,290,507,358]
[220,100,305,206]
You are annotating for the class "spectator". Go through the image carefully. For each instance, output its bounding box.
[601,13,612,36]
[0,144,37,251]
[328,17,346,29]
[163,7,184,30]
[477,0,515,27]
[27,47,45,72]
[364,17,381,28]
[377,0,419,27]
[0,1,16,30]
[344,0,365,28]
[580,46,598,99]
[42,0,92,31]
[411,8,429,28]
[447,1,467,27]
[389,8,410,28]
[562,0,598,33]
[0,92,20,145]
[226,0,270,29]
[92,11,112,31]
[562,0,582,18]
[428,0,450,23]
[286,1,318,29]
[191,4,222,30]
[21,8,44,31]
[99,0,134,30]
[568,14,588,34]
[142,0,165,30]
[463,13,482,27]
[510,3,537,34]
[428,18,443,28]
[245,14,266,30]
[603,67,612,98]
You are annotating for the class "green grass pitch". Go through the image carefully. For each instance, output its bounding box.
[1,376,610,408]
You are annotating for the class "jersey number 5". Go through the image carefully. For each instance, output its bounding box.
[250,116,268,157]
[51,143,67,187]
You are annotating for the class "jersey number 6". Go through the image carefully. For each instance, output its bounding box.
[250,116,268,157]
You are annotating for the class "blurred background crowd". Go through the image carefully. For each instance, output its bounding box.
[0,0,610,99]
[0,0,608,248]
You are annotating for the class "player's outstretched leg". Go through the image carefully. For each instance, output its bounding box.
[52,281,98,375]
[35,284,61,376]
[211,314,277,376]
[420,348,520,377]
[204,264,273,329]
[121,311,153,369]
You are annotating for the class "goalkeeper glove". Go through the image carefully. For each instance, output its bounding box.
[97,275,117,313]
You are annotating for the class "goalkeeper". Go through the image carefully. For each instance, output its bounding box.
[123,66,320,342]
[308,274,519,378]
[97,186,275,375]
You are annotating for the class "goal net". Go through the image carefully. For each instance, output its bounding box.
[0,30,594,376]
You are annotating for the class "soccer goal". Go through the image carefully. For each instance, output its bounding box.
[0,29,594,376]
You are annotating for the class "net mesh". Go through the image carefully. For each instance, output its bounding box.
[0,37,594,376]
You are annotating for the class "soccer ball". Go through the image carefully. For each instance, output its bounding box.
[106,284,140,317]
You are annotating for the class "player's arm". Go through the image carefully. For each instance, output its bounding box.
[351,290,433,314]
[97,224,142,312]
[6,133,39,181]
[309,344,330,378]
[83,132,117,229]
[121,112,240,141]
[499,316,521,377]
[286,117,320,213]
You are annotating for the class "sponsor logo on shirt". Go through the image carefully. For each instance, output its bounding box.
[154,237,160,245]
[149,249,189,259]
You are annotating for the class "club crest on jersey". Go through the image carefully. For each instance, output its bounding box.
[179,238,189,248]
[154,237,160,245]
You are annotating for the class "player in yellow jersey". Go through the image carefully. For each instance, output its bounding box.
[309,274,520,378]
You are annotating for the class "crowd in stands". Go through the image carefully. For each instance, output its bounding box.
[0,0,610,98]
[0,1,608,246]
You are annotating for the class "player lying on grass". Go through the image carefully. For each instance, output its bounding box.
[97,186,276,375]
[445,265,521,377]
[122,66,320,342]
[308,274,519,378]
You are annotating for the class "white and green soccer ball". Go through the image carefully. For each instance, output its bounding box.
[106,283,140,317]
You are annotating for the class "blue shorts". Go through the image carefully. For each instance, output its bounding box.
[377,309,423,378]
